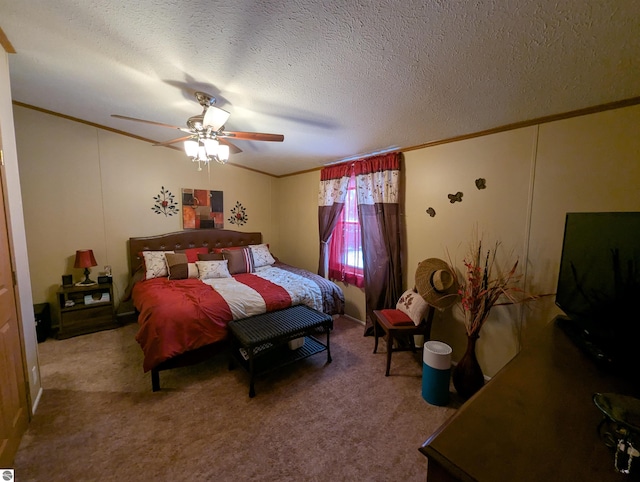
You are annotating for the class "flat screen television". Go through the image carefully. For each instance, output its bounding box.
[555,212,640,376]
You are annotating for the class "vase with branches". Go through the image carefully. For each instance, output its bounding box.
[448,236,533,399]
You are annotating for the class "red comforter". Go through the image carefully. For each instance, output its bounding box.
[133,264,344,372]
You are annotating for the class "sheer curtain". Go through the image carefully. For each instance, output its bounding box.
[354,152,403,335]
[317,162,351,277]
[328,173,364,287]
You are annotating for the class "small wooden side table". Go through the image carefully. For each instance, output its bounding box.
[56,283,118,339]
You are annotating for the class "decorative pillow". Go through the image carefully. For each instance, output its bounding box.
[211,246,243,254]
[196,260,231,280]
[165,253,198,280]
[177,247,209,263]
[396,289,429,326]
[142,251,174,279]
[197,252,224,261]
[222,248,255,274]
[250,243,276,268]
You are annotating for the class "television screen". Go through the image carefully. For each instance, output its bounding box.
[555,212,640,372]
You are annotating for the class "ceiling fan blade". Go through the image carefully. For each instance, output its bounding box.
[152,135,194,147]
[111,114,185,131]
[218,138,243,154]
[219,131,284,142]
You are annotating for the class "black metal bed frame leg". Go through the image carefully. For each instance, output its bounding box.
[326,323,332,363]
[151,369,160,392]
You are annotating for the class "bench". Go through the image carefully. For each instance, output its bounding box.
[227,305,333,397]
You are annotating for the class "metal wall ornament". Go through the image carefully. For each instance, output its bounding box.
[228,201,248,226]
[426,178,487,219]
[152,186,179,216]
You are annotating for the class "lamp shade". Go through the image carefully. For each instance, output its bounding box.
[197,145,208,161]
[203,138,219,156]
[217,144,230,162]
[74,249,97,269]
[184,139,199,157]
[202,105,230,131]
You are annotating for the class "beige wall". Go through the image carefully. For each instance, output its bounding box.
[275,104,640,377]
[15,102,640,378]
[272,171,318,272]
[403,127,537,376]
[15,106,278,320]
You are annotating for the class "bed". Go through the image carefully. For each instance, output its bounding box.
[127,229,345,390]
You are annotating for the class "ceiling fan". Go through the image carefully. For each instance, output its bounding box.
[112,92,284,170]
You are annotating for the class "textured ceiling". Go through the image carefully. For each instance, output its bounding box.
[1,1,639,176]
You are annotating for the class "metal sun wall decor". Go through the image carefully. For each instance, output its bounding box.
[228,201,248,226]
[152,186,179,216]
[181,188,224,229]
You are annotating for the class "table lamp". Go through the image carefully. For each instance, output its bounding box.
[74,249,97,285]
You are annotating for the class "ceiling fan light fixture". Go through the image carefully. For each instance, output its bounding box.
[197,145,209,161]
[203,105,230,131]
[203,138,219,157]
[184,139,199,157]
[113,92,282,172]
[185,137,229,168]
[217,144,230,163]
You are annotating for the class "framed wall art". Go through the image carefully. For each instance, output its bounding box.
[182,188,224,229]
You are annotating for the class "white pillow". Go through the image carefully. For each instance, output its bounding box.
[196,260,231,280]
[250,244,276,268]
[142,251,174,279]
[396,289,429,326]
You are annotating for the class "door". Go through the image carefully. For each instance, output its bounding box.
[0,145,29,466]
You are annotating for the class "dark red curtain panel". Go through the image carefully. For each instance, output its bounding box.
[354,152,403,335]
[317,162,351,277]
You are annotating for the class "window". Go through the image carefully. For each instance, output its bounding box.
[328,173,364,287]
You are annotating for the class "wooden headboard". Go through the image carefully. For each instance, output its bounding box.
[128,229,262,275]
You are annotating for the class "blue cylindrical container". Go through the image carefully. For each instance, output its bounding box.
[422,340,452,406]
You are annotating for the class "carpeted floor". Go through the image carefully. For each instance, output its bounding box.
[14,316,460,481]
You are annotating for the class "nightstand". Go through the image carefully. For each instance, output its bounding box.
[56,283,118,339]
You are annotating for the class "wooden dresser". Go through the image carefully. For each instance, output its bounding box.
[420,318,639,481]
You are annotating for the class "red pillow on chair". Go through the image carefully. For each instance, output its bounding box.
[379,309,414,326]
